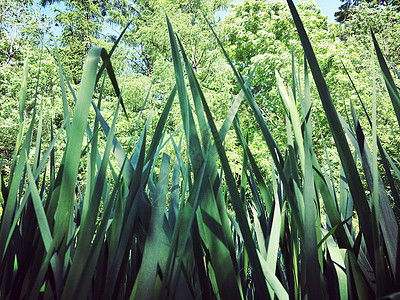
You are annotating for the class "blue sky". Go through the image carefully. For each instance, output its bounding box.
[312,0,343,22]
[44,0,344,37]
[220,0,344,22]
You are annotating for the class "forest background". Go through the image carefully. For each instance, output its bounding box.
[1,0,400,298]
[2,0,400,183]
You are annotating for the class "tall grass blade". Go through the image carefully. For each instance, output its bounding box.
[10,57,28,183]
[265,200,282,299]
[52,47,104,267]
[190,50,270,298]
[145,85,176,168]
[83,163,126,299]
[324,232,348,299]
[276,70,305,172]
[233,116,273,212]
[371,30,400,130]
[61,95,121,300]
[91,100,135,180]
[286,0,374,259]
[3,123,66,278]
[26,161,62,297]
[345,251,371,299]
[348,103,399,285]
[96,22,132,118]
[341,60,400,209]
[160,145,210,299]
[56,47,71,135]
[103,126,147,299]
[0,97,36,263]
[301,61,323,297]
[204,11,304,237]
[168,157,180,230]
[169,19,244,298]
[131,153,170,300]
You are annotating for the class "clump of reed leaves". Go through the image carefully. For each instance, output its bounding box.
[1,0,399,299]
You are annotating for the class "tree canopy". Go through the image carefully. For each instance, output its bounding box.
[222,0,358,153]
[335,0,400,22]
[122,0,229,76]
[39,0,136,83]
[1,0,400,182]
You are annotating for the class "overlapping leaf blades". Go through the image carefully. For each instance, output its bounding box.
[0,1,399,299]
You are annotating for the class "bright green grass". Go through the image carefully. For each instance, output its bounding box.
[0,0,399,299]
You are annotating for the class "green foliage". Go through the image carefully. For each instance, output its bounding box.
[0,1,61,181]
[1,1,400,299]
[335,0,400,22]
[42,0,135,84]
[124,0,228,76]
[0,0,47,64]
[222,0,363,178]
[334,1,400,177]
[336,2,400,67]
